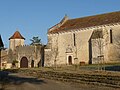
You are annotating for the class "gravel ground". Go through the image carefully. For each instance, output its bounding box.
[0,72,120,90]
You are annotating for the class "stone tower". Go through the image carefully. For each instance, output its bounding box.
[9,31,25,51]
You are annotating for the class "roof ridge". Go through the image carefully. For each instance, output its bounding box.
[9,30,25,40]
[69,11,120,21]
[48,11,120,34]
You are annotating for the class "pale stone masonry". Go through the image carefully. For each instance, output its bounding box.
[44,11,120,66]
[1,30,44,69]
[16,45,44,68]
[9,31,25,51]
[8,31,44,68]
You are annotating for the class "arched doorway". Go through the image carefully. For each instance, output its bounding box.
[37,61,41,67]
[31,60,34,68]
[68,56,72,65]
[20,57,28,68]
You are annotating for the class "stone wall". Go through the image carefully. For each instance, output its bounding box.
[9,39,24,51]
[106,24,120,63]
[16,45,44,68]
[45,23,120,66]
[0,49,9,69]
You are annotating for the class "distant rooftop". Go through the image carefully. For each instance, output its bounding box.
[9,31,25,40]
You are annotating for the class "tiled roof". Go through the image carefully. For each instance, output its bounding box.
[9,31,25,40]
[48,11,120,34]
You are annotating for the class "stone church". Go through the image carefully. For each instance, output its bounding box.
[44,11,120,67]
[0,11,120,69]
[0,31,44,69]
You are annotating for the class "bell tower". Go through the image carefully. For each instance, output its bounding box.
[9,30,25,51]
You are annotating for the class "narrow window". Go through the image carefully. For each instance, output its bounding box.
[73,33,76,46]
[110,29,113,43]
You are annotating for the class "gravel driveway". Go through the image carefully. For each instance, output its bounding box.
[0,72,119,90]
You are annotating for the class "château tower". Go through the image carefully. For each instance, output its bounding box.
[9,31,25,51]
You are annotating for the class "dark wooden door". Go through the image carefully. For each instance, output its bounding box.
[20,57,28,68]
[68,56,72,65]
[31,60,34,68]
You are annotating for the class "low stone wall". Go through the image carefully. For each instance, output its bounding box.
[5,69,120,88]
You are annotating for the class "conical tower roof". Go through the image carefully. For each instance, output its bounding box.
[9,31,25,40]
[0,35,4,48]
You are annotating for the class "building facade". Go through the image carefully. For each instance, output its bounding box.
[44,11,120,66]
[9,31,25,51]
[8,31,44,68]
[0,31,44,69]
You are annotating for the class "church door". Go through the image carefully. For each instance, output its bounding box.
[68,56,72,65]
[31,60,34,68]
[20,57,28,68]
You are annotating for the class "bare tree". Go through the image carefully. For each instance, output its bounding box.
[91,29,109,71]
[53,36,59,69]
[53,47,58,68]
[113,34,120,60]
[8,49,17,68]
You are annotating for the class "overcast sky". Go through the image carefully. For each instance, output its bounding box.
[0,0,120,48]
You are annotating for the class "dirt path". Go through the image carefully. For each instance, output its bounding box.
[0,72,119,90]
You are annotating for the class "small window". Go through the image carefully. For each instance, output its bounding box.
[110,29,113,43]
[73,33,76,46]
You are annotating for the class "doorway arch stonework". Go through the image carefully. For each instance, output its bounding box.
[20,57,28,68]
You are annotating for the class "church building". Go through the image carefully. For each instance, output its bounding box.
[44,11,120,66]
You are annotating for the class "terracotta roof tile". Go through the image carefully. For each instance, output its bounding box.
[9,31,25,40]
[48,11,120,34]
